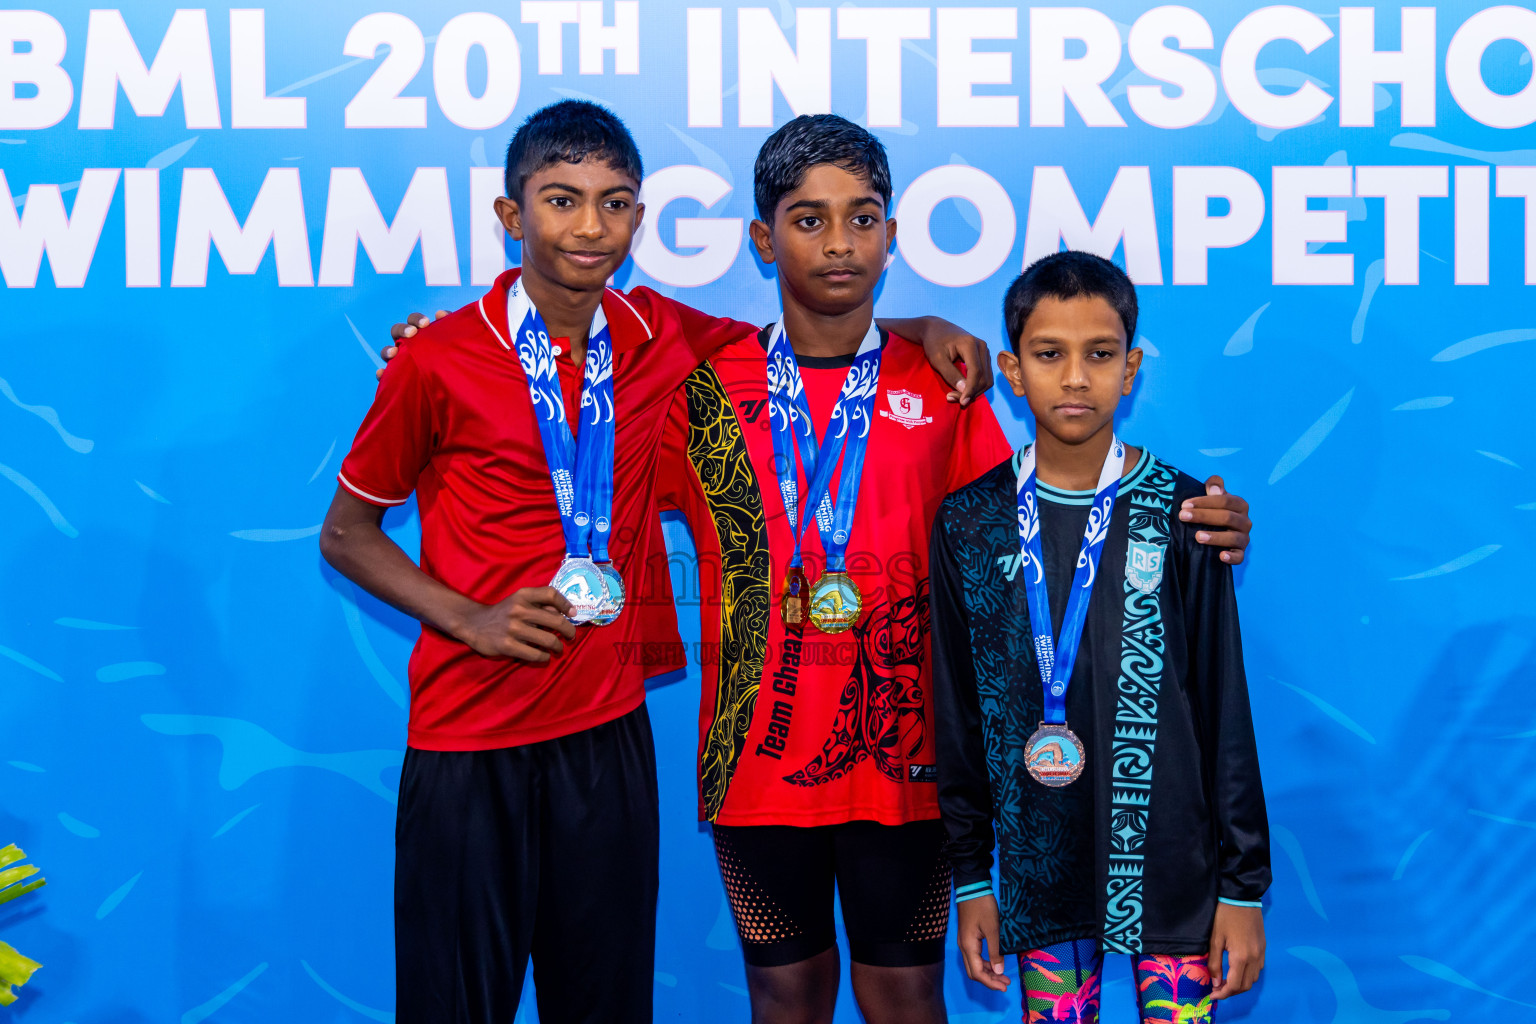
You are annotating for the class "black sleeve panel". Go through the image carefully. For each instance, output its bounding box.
[929,506,996,889]
[1178,495,1271,903]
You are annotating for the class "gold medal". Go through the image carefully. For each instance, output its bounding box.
[807,571,862,634]
[781,566,810,626]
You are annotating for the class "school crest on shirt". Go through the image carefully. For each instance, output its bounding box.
[1125,540,1166,595]
[879,389,932,429]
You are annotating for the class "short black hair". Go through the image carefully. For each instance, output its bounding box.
[503,100,643,201]
[753,114,892,222]
[1004,251,1139,352]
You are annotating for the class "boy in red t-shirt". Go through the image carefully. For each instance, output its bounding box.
[322,102,709,1024]
[327,100,1003,1024]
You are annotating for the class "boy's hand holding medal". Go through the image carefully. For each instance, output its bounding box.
[453,588,576,663]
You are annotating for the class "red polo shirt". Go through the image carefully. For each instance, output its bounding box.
[338,269,706,750]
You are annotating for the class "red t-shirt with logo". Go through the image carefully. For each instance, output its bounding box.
[656,326,1013,826]
[337,269,706,751]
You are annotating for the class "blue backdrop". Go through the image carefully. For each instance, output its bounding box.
[4,2,1535,1021]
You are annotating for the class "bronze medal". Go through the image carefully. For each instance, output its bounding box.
[781,566,810,626]
[1024,722,1086,787]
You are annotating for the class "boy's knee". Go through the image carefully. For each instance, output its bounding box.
[746,952,839,1024]
[849,961,946,1024]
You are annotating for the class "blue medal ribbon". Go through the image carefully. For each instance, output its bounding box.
[1015,438,1124,724]
[508,278,616,563]
[765,321,883,574]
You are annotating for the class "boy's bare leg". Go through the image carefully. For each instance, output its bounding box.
[850,961,946,1024]
[740,946,946,1024]
[745,949,839,1024]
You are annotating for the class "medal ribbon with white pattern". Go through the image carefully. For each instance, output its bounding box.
[766,320,882,632]
[1015,436,1124,785]
[508,278,623,625]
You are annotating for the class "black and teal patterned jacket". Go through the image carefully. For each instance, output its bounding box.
[930,448,1270,955]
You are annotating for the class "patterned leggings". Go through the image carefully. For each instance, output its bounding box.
[1021,938,1214,1023]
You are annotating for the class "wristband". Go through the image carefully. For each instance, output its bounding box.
[955,880,993,904]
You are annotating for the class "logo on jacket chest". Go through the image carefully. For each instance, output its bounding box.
[879,389,933,429]
[1126,540,1166,594]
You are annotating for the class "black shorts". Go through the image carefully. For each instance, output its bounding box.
[394,703,659,1024]
[711,819,951,968]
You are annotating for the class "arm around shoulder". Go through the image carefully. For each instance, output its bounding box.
[647,291,757,361]
[1180,474,1252,565]
[877,315,995,404]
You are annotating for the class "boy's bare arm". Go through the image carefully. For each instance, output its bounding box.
[319,487,576,663]
[875,315,994,404]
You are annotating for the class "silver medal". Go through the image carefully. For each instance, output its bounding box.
[590,563,626,626]
[550,556,608,625]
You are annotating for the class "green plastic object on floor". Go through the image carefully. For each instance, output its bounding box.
[0,844,44,1006]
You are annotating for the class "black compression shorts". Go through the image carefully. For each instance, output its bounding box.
[711,819,951,968]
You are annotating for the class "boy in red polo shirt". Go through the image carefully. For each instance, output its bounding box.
[321,103,700,1024]
[325,101,1001,1024]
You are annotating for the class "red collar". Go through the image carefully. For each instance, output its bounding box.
[476,268,653,356]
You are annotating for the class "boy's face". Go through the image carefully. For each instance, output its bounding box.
[997,295,1143,446]
[749,163,895,317]
[494,158,644,294]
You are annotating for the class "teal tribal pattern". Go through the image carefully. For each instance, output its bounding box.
[1102,458,1177,953]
